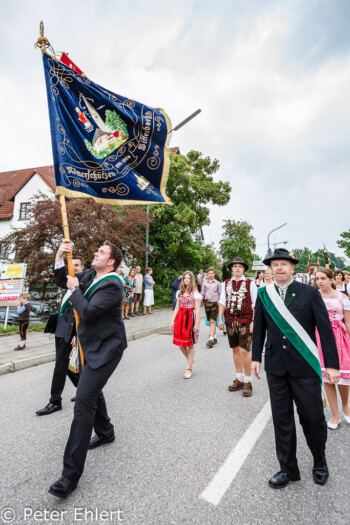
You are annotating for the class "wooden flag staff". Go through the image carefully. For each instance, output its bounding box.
[59,195,84,368]
[35,22,84,368]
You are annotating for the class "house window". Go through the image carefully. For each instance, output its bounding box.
[0,243,8,258]
[19,202,31,220]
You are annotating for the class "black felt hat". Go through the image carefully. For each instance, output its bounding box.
[227,257,249,272]
[263,248,299,266]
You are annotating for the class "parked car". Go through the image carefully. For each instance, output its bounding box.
[0,302,52,327]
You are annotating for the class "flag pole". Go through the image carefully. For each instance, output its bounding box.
[59,190,84,369]
[35,22,84,367]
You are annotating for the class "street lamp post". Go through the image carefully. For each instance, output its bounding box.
[273,240,289,249]
[267,223,287,256]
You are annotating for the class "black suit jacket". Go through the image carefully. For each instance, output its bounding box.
[252,281,339,377]
[54,286,76,343]
[54,266,127,369]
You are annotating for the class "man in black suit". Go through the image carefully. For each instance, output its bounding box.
[36,256,84,416]
[252,248,340,488]
[49,239,127,498]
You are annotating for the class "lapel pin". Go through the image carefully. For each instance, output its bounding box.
[292,293,296,296]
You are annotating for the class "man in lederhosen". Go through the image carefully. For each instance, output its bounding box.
[201,266,221,347]
[219,257,257,397]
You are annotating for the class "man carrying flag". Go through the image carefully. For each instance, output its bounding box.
[35,25,171,497]
[252,248,340,488]
[49,239,126,498]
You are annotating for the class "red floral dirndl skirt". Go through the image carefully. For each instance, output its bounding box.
[173,307,196,347]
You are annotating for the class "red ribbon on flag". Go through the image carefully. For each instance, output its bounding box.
[60,53,83,75]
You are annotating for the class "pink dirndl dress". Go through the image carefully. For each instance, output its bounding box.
[316,292,350,385]
[173,292,200,347]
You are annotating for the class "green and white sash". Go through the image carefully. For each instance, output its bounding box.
[59,272,123,318]
[258,283,322,382]
[83,272,123,299]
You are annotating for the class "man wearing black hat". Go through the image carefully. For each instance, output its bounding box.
[219,257,257,397]
[252,248,340,488]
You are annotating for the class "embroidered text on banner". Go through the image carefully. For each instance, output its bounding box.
[42,52,172,205]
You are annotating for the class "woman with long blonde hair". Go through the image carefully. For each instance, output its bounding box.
[171,271,201,379]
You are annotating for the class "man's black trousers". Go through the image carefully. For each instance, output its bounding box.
[62,352,123,481]
[266,372,327,474]
[50,337,79,405]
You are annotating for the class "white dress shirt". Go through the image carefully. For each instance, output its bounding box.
[55,260,65,270]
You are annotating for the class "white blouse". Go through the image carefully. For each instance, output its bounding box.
[324,296,350,311]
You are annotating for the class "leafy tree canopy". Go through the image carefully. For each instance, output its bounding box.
[337,230,350,260]
[219,220,256,269]
[291,247,348,272]
[144,151,231,288]
[2,194,147,302]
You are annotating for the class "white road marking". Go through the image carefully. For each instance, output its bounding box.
[200,399,272,506]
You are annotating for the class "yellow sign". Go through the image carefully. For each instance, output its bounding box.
[5,264,24,278]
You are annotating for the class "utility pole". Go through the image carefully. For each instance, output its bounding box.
[144,204,149,271]
[273,240,289,249]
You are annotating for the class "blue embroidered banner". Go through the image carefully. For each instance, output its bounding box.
[42,52,172,204]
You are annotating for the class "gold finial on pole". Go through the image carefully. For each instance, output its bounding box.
[34,20,51,50]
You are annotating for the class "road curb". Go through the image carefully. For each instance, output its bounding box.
[0,323,172,376]
[127,323,171,341]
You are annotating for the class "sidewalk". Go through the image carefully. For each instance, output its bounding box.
[0,307,174,376]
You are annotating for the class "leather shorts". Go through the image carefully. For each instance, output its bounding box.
[226,321,251,351]
[204,301,219,322]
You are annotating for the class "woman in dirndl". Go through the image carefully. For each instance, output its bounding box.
[315,267,350,429]
[171,271,201,379]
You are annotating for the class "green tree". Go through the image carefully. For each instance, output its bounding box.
[105,110,129,136]
[219,220,256,269]
[337,230,350,259]
[291,247,348,272]
[291,247,313,273]
[2,195,147,305]
[313,249,347,270]
[138,151,231,302]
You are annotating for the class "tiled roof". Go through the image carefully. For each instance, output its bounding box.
[169,147,180,155]
[0,151,180,219]
[0,165,56,219]
[0,188,6,205]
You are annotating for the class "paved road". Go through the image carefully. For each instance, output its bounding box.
[0,327,349,524]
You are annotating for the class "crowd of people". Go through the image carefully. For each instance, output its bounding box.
[11,238,350,497]
[169,249,350,490]
[115,265,155,318]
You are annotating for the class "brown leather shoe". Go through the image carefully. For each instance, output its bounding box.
[242,382,253,397]
[228,379,244,392]
[14,345,25,351]
[206,339,214,347]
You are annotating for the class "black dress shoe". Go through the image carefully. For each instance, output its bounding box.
[88,433,115,449]
[268,470,301,489]
[36,403,62,416]
[313,464,329,485]
[71,396,76,402]
[49,476,78,498]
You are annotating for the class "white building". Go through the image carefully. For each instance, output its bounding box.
[0,166,55,260]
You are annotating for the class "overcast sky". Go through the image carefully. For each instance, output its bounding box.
[0,0,349,260]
